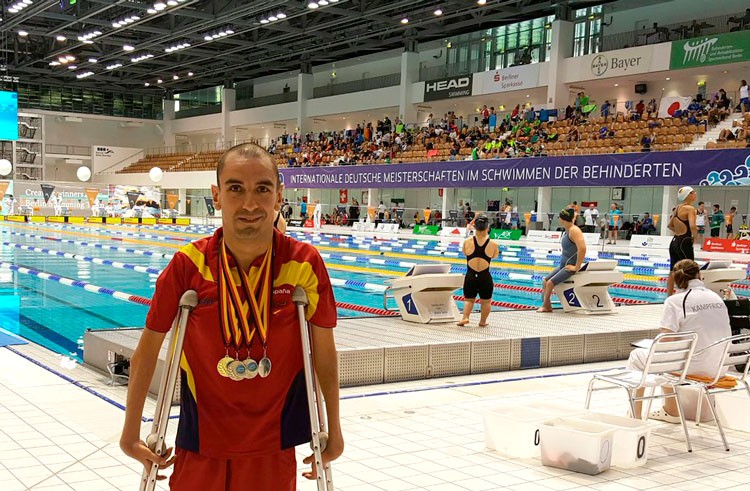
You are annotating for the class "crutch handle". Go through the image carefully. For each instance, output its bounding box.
[293,286,309,306]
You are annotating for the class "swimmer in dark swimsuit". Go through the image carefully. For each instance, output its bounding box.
[458,215,499,327]
[667,186,698,295]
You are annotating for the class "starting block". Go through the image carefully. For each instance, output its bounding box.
[700,261,746,295]
[385,264,463,323]
[553,260,623,314]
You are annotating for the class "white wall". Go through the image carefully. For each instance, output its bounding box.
[95,170,216,189]
[42,113,164,149]
[306,86,400,117]
[231,102,297,127]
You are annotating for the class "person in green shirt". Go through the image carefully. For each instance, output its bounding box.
[710,204,724,237]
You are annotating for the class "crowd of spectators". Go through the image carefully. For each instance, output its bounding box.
[269,91,749,169]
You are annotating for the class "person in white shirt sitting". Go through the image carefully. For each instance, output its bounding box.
[628,259,731,422]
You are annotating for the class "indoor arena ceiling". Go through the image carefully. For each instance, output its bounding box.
[0,0,615,95]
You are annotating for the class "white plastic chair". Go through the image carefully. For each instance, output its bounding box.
[585,332,699,452]
[688,333,750,452]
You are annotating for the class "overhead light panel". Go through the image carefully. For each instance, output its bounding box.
[261,11,286,24]
[400,18,409,24]
[18,30,28,37]
[112,15,140,28]
[187,72,194,76]
[157,79,163,84]
[56,35,66,41]
[145,82,150,87]
[49,61,60,66]
[477,0,487,4]
[308,2,319,8]
[154,2,167,11]
[106,63,123,70]
[434,8,443,16]
[88,58,98,63]
[202,26,235,41]
[123,44,135,51]
[319,0,329,5]
[76,71,94,79]
[167,0,178,5]
[173,74,179,80]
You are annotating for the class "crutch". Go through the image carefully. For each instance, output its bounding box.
[140,290,199,491]
[293,286,334,491]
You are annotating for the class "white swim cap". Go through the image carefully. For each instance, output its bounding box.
[677,186,695,202]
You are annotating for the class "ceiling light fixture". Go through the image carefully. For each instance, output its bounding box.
[18,30,28,37]
[67,65,77,70]
[106,63,123,70]
[187,72,194,76]
[56,35,66,41]
[308,2,319,8]
[147,8,157,14]
[123,44,135,51]
[434,8,443,16]
[145,82,150,87]
[76,71,94,79]
[131,53,155,63]
[8,0,33,15]
[319,0,329,5]
[157,79,163,84]
[277,12,287,19]
[77,30,102,42]
[88,58,98,63]
[173,74,179,80]
[112,15,140,29]
[400,17,409,24]
[49,61,60,66]
[268,15,278,21]
[167,0,178,5]
[477,0,487,4]
[201,27,235,41]
[66,55,75,61]
[165,41,191,53]
[154,2,167,11]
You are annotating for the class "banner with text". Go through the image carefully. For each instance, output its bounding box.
[279,149,750,189]
[670,30,750,70]
[564,44,668,83]
[472,63,542,96]
[423,75,473,101]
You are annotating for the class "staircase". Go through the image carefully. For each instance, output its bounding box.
[686,117,738,150]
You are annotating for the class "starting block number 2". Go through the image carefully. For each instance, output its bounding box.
[564,289,605,310]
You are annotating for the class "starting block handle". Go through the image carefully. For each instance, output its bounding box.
[293,286,334,491]
[140,290,198,491]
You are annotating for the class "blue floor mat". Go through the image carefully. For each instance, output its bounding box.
[0,328,28,347]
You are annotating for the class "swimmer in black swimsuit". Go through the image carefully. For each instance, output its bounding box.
[667,186,697,295]
[458,215,499,327]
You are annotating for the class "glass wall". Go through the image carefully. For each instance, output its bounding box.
[4,81,163,119]
[573,5,603,57]
[174,87,222,118]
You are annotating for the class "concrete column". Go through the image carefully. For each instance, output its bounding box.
[441,189,448,223]
[546,20,574,111]
[297,73,314,136]
[221,88,236,146]
[399,51,419,125]
[660,185,677,236]
[537,186,552,229]
[162,99,177,149]
[178,188,187,215]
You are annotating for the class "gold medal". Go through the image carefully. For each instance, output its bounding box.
[217,356,233,377]
[244,358,259,379]
[226,359,245,381]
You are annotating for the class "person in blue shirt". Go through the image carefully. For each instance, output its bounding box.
[600,100,611,119]
[300,199,308,219]
[637,212,656,234]
[608,203,623,245]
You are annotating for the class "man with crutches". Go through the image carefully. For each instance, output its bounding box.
[120,143,343,490]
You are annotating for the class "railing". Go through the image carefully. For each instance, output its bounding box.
[419,62,476,82]
[46,145,91,156]
[174,104,222,119]
[236,92,298,110]
[601,12,748,52]
[312,74,401,98]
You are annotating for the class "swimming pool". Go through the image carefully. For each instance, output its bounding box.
[0,221,745,360]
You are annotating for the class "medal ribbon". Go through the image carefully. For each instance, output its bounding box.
[218,239,273,351]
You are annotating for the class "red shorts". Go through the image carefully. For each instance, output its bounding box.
[169,447,296,491]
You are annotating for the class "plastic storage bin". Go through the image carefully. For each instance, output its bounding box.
[483,402,585,458]
[574,413,650,468]
[539,418,615,475]
[714,391,750,432]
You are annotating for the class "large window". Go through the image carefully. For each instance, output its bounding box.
[433,15,554,80]
[573,5,603,57]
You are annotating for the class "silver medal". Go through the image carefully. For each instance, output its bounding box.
[227,360,245,381]
[258,357,272,378]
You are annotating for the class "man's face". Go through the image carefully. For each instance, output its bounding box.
[211,155,282,242]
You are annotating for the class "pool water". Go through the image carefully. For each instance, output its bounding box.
[0,222,736,360]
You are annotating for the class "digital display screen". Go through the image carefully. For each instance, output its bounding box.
[0,92,19,141]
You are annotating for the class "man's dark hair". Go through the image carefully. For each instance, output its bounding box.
[216,143,279,188]
[698,201,704,206]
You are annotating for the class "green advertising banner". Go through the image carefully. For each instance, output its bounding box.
[489,229,522,240]
[414,224,439,235]
[670,31,750,70]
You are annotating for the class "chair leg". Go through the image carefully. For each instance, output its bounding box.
[673,388,693,453]
[644,386,656,417]
[585,378,595,410]
[704,390,730,452]
[695,388,703,427]
[627,388,638,420]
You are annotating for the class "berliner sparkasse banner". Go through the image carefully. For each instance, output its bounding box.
[279,149,750,189]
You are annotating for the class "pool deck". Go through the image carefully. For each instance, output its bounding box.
[84,304,662,389]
